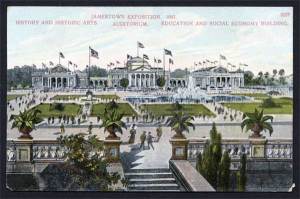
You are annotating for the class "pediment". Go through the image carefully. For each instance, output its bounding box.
[213,66,228,73]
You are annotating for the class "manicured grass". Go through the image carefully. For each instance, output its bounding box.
[51,95,85,100]
[94,94,120,100]
[51,94,120,100]
[91,103,136,116]
[141,104,216,117]
[7,95,24,101]
[30,103,82,118]
[222,97,293,114]
[232,93,270,100]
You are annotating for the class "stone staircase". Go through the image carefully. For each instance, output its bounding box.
[125,168,181,192]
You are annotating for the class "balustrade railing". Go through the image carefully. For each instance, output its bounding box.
[187,138,292,161]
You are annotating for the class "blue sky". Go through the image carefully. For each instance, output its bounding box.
[7,6,293,75]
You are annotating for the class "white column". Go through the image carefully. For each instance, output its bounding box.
[139,74,142,88]
[129,74,132,87]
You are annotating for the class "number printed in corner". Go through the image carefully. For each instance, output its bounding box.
[280,12,290,17]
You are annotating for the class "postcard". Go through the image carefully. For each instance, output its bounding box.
[5,5,294,193]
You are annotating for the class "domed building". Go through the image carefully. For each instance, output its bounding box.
[107,56,170,88]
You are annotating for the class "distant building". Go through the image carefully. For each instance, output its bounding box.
[31,60,244,90]
[192,66,244,90]
[107,56,170,89]
[31,64,88,89]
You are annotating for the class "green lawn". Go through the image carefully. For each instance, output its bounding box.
[30,103,82,118]
[94,94,120,100]
[222,97,293,114]
[232,93,270,100]
[51,95,85,100]
[141,104,216,117]
[91,103,136,116]
[51,94,120,101]
[7,94,24,101]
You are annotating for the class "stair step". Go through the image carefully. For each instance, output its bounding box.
[128,183,179,190]
[130,189,181,192]
[129,178,176,184]
[125,172,173,179]
[127,168,170,173]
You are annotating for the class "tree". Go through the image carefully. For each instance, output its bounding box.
[272,69,277,77]
[120,78,129,90]
[241,108,273,138]
[156,76,166,88]
[10,109,42,139]
[100,109,127,139]
[244,71,254,86]
[196,123,231,191]
[237,154,247,192]
[43,134,121,191]
[165,111,195,139]
[218,151,231,191]
[278,69,286,84]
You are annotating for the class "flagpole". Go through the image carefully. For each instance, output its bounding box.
[137,42,139,57]
[89,46,91,89]
[163,50,165,78]
[59,53,60,65]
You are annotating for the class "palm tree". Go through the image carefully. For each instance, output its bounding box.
[10,109,42,139]
[241,108,273,138]
[100,109,127,139]
[166,111,195,139]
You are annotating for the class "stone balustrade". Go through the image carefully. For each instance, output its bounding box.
[187,138,292,160]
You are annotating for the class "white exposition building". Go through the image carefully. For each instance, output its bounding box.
[192,66,244,90]
[32,58,244,90]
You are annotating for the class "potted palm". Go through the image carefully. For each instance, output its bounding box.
[166,111,195,139]
[100,109,127,140]
[10,109,42,139]
[166,110,195,160]
[241,108,273,138]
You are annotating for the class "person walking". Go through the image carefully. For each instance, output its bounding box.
[156,125,163,142]
[139,131,146,150]
[88,122,93,134]
[129,124,136,144]
[60,123,65,134]
[147,132,155,150]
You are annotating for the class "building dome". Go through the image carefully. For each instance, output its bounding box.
[50,64,70,73]
[127,56,151,69]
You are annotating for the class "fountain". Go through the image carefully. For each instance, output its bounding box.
[172,75,251,103]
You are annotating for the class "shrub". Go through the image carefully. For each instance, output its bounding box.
[261,97,281,108]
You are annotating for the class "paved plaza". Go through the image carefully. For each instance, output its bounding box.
[7,90,293,171]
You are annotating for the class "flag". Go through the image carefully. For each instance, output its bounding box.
[68,61,72,65]
[127,54,132,59]
[232,65,236,68]
[116,61,120,64]
[206,59,210,62]
[42,63,46,68]
[227,63,232,66]
[154,58,157,63]
[164,49,172,56]
[198,62,202,65]
[137,41,144,48]
[158,59,162,63]
[59,52,65,59]
[220,54,226,60]
[74,64,78,68]
[244,64,248,66]
[169,58,173,64]
[143,54,149,60]
[89,47,99,59]
[49,61,54,66]
[203,61,206,64]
